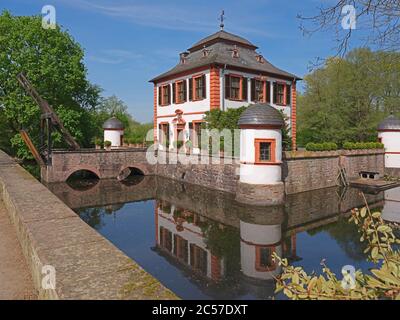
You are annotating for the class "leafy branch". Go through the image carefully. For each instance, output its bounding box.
[273,192,400,300]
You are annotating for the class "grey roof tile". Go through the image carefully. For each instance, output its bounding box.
[378,114,400,131]
[238,103,284,127]
[150,31,301,82]
[103,117,124,130]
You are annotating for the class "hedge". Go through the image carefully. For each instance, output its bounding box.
[343,142,384,150]
[305,142,338,151]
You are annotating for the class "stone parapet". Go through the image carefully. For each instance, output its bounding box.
[0,150,177,300]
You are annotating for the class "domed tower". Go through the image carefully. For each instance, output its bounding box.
[103,117,125,148]
[378,114,400,169]
[235,103,285,206]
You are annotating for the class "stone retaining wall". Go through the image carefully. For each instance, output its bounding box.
[42,148,385,196]
[155,152,239,193]
[283,149,385,194]
[0,150,177,300]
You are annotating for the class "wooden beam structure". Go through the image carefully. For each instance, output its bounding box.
[19,130,45,167]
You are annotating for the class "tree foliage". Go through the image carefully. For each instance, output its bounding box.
[273,194,400,300]
[0,10,101,159]
[297,48,400,147]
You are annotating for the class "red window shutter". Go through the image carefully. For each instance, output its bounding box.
[189,78,193,101]
[158,87,162,105]
[266,81,271,103]
[202,74,206,99]
[242,77,248,101]
[172,83,176,104]
[286,84,291,105]
[225,75,230,99]
[273,82,277,104]
[250,79,256,101]
[167,84,171,105]
[183,80,187,102]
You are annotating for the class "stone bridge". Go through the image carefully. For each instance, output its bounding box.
[41,148,153,183]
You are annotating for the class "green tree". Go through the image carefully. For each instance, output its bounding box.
[297,48,400,147]
[92,95,140,139]
[0,11,101,159]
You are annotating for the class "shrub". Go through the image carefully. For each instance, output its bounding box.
[104,140,112,147]
[343,141,384,150]
[306,142,338,151]
[94,137,102,146]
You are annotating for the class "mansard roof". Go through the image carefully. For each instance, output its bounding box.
[150,30,301,83]
[188,30,258,51]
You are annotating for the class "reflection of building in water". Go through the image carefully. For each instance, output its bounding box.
[382,187,400,224]
[154,197,299,296]
[155,200,225,282]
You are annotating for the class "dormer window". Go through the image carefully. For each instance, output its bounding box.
[201,46,211,58]
[256,54,264,63]
[228,45,239,58]
[179,51,189,64]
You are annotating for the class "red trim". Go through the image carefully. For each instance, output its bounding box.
[255,138,276,164]
[255,245,277,272]
[378,129,400,132]
[175,80,186,104]
[152,65,209,84]
[160,84,171,106]
[153,86,157,143]
[291,81,297,150]
[210,66,220,110]
[192,73,205,101]
[275,82,287,106]
[240,161,282,166]
[157,111,206,118]
[385,152,400,154]
[215,63,300,82]
[226,74,246,101]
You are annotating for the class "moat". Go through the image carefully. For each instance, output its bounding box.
[48,175,398,300]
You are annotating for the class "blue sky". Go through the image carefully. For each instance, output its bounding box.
[2,0,363,122]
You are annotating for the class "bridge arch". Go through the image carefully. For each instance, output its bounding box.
[64,166,101,182]
[118,163,149,177]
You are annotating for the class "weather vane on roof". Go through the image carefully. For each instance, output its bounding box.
[220,10,225,30]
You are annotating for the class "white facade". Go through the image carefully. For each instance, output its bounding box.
[155,67,293,152]
[378,131,400,168]
[240,220,282,280]
[239,128,282,185]
[104,129,123,147]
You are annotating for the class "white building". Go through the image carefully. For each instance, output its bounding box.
[150,29,300,152]
[378,114,400,169]
[103,117,124,148]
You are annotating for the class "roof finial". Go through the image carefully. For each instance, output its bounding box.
[219,10,225,30]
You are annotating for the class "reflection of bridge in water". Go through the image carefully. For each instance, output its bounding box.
[49,177,388,299]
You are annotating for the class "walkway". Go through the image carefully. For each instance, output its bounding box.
[0,200,36,300]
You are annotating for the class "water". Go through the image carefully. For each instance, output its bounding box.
[48,176,400,300]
